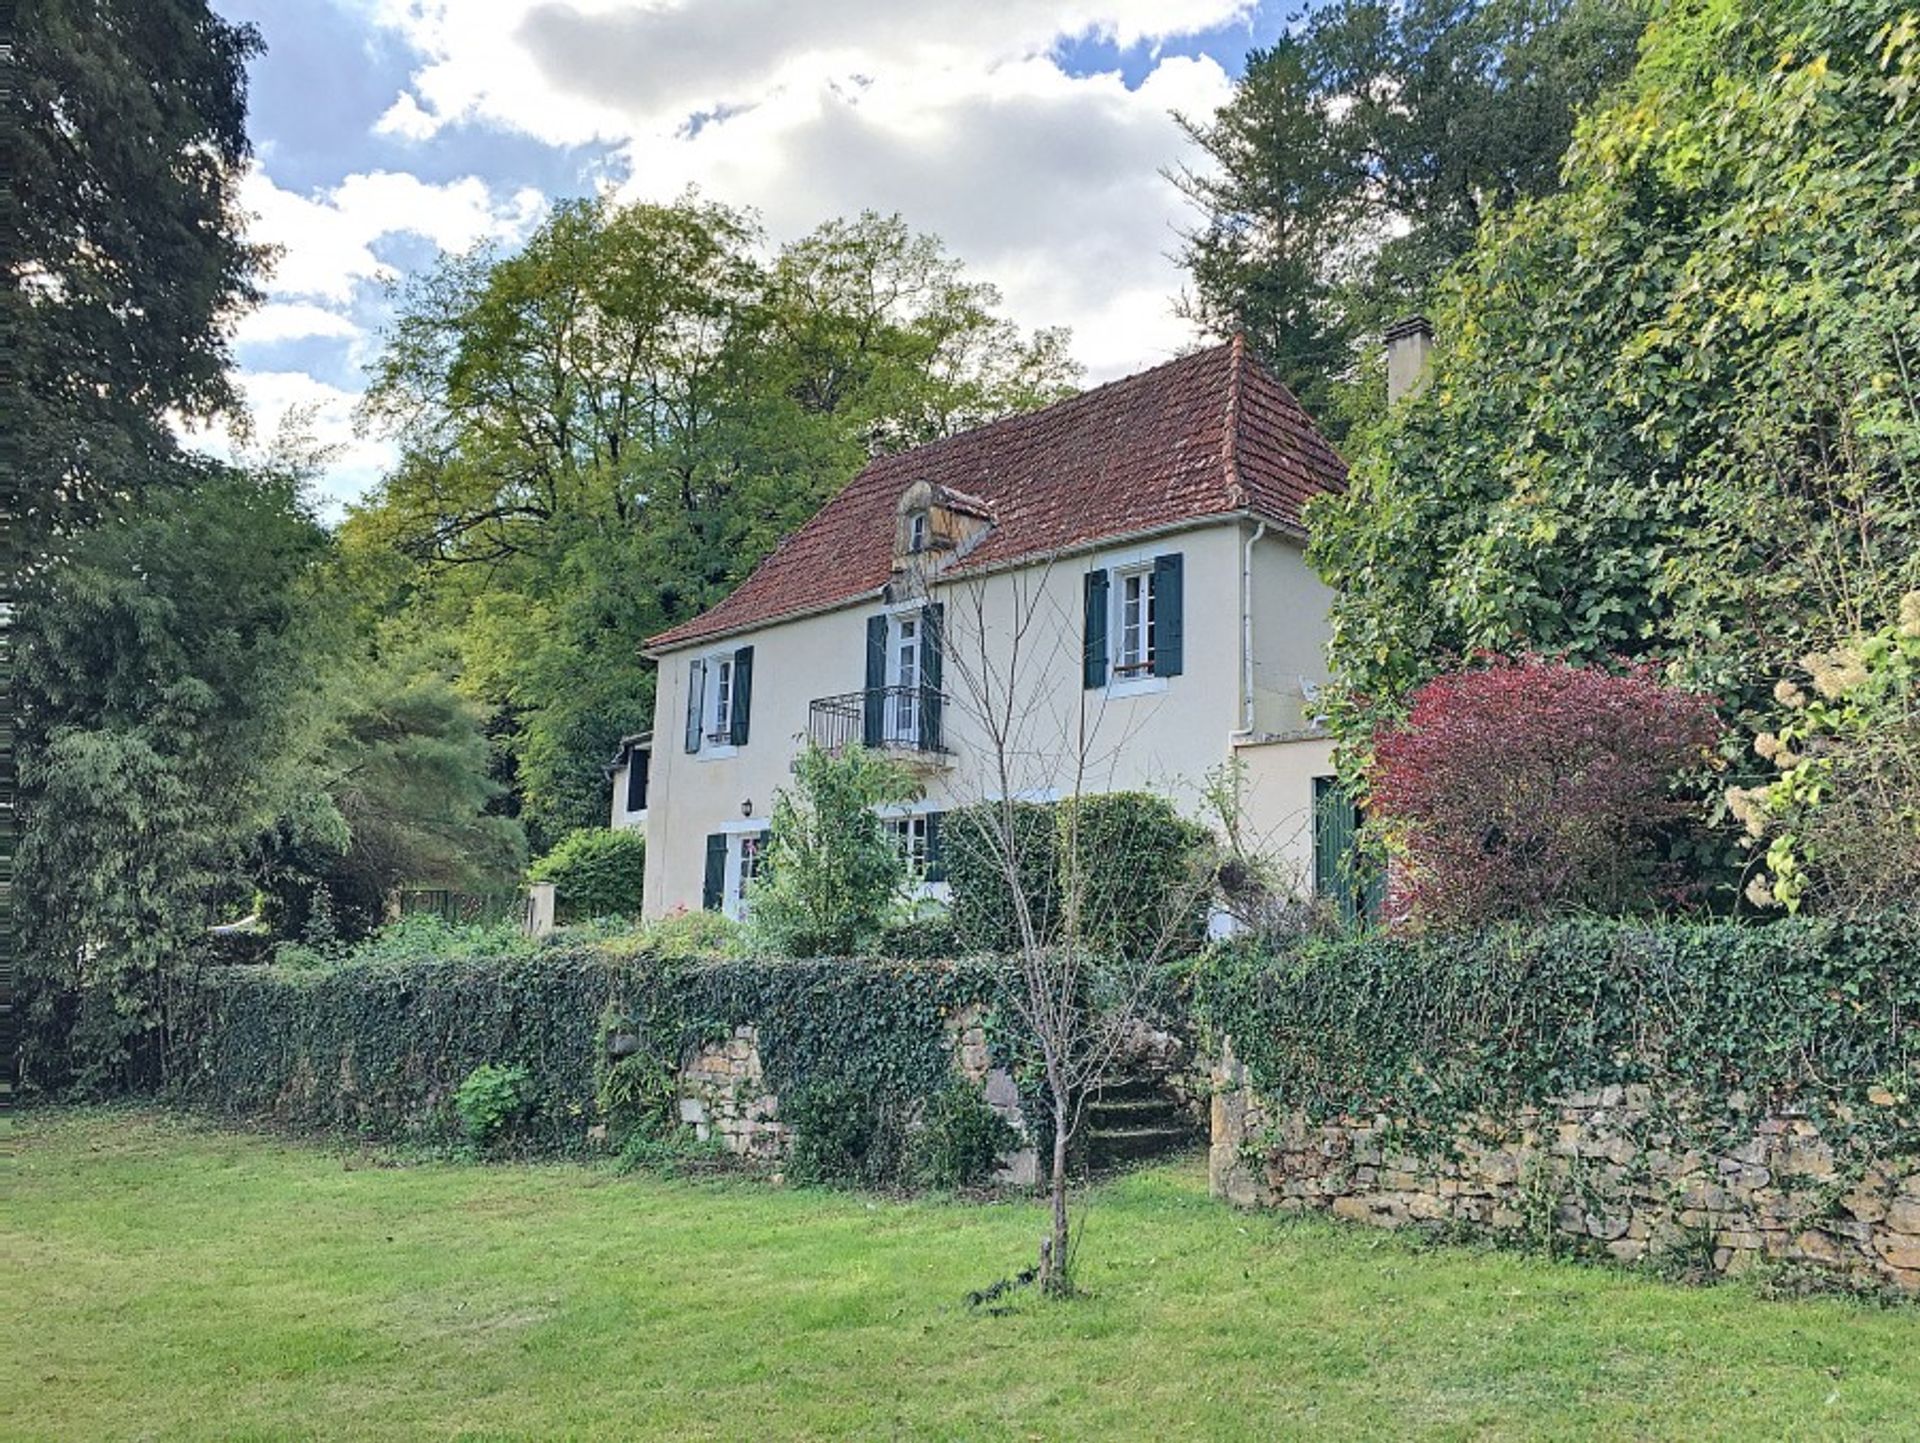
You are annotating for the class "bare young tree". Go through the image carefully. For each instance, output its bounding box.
[936,561,1216,1296]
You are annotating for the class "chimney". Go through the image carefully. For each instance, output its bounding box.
[1384,315,1434,407]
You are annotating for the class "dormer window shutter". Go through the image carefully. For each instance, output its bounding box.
[863,615,888,748]
[684,658,707,753]
[1153,553,1184,677]
[1083,569,1110,689]
[729,646,754,746]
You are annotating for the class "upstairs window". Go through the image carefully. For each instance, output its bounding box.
[908,511,929,553]
[683,646,754,754]
[1083,553,1184,689]
[1116,566,1156,678]
[624,747,650,813]
[710,656,734,743]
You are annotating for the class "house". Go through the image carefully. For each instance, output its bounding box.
[630,335,1367,922]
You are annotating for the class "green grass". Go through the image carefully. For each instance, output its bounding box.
[6,1110,1917,1441]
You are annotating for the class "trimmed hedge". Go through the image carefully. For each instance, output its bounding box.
[170,948,1011,1156]
[1188,914,1920,1165]
[527,827,647,922]
[945,793,1214,961]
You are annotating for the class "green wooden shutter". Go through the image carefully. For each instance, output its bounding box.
[863,615,887,747]
[1313,777,1379,925]
[919,603,944,751]
[1083,569,1109,689]
[1152,552,1184,677]
[684,659,706,754]
[729,646,754,746]
[701,833,728,911]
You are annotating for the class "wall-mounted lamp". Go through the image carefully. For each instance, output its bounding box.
[741,797,754,818]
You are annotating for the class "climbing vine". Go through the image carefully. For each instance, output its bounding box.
[1187,915,1920,1169]
[170,946,1013,1156]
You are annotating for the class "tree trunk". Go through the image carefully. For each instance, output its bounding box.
[1042,1092,1072,1297]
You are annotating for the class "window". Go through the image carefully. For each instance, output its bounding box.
[624,747,649,813]
[1116,566,1156,676]
[908,511,929,553]
[888,811,943,883]
[709,656,734,742]
[685,646,752,755]
[891,814,929,878]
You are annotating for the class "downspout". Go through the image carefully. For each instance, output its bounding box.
[1238,519,1266,737]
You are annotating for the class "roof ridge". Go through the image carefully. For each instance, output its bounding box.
[1221,332,1248,510]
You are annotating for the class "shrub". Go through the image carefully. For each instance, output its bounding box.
[911,1085,1017,1189]
[638,908,742,959]
[528,827,647,922]
[1369,658,1723,928]
[782,1079,909,1186]
[1733,593,1920,916]
[748,742,920,957]
[877,906,961,959]
[946,793,1214,961]
[945,801,1061,953]
[454,1063,530,1151]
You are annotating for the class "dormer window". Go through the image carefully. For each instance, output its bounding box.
[909,511,929,553]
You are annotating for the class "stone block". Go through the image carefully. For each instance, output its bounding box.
[1878,1237,1920,1272]
[1883,1197,1920,1235]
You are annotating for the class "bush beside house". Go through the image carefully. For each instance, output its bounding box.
[528,827,648,922]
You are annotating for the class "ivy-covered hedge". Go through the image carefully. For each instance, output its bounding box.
[1188,915,1920,1163]
[170,948,1010,1154]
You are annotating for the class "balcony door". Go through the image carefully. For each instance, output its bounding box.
[888,613,921,746]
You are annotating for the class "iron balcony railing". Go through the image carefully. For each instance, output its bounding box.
[808,685,948,756]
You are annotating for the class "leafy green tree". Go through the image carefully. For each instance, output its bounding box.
[5,0,266,541]
[19,464,326,1088]
[353,199,1077,844]
[1310,0,1920,745]
[748,743,920,957]
[260,661,525,944]
[1172,0,1643,432]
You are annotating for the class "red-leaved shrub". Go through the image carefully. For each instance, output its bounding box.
[1369,658,1722,929]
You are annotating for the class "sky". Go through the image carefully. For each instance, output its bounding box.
[206,0,1295,513]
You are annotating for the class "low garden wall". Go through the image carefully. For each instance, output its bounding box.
[170,950,1036,1184]
[1192,916,1920,1294]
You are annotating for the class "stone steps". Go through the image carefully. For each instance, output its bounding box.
[1082,1075,1201,1171]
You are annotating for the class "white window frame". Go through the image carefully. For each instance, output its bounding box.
[888,612,922,745]
[1101,547,1168,698]
[694,649,738,760]
[876,802,947,899]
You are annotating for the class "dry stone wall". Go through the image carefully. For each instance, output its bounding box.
[1211,1040,1920,1294]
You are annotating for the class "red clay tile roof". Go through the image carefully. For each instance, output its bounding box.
[646,337,1345,652]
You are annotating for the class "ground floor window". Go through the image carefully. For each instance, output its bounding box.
[887,810,944,885]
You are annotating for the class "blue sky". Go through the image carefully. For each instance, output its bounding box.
[208,1,1297,512]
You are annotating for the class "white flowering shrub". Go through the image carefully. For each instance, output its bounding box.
[1733,593,1920,914]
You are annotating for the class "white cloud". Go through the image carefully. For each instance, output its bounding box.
[366,0,1244,380]
[232,301,364,347]
[242,166,547,304]
[182,370,400,519]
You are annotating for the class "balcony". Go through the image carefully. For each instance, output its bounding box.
[808,685,950,765]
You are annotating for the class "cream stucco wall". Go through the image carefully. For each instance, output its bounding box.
[642,518,1336,918]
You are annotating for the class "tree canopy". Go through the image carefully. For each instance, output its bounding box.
[351,198,1078,845]
[1309,0,1920,743]
[1173,0,1644,432]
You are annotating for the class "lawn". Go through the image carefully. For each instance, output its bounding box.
[6,1110,1917,1441]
